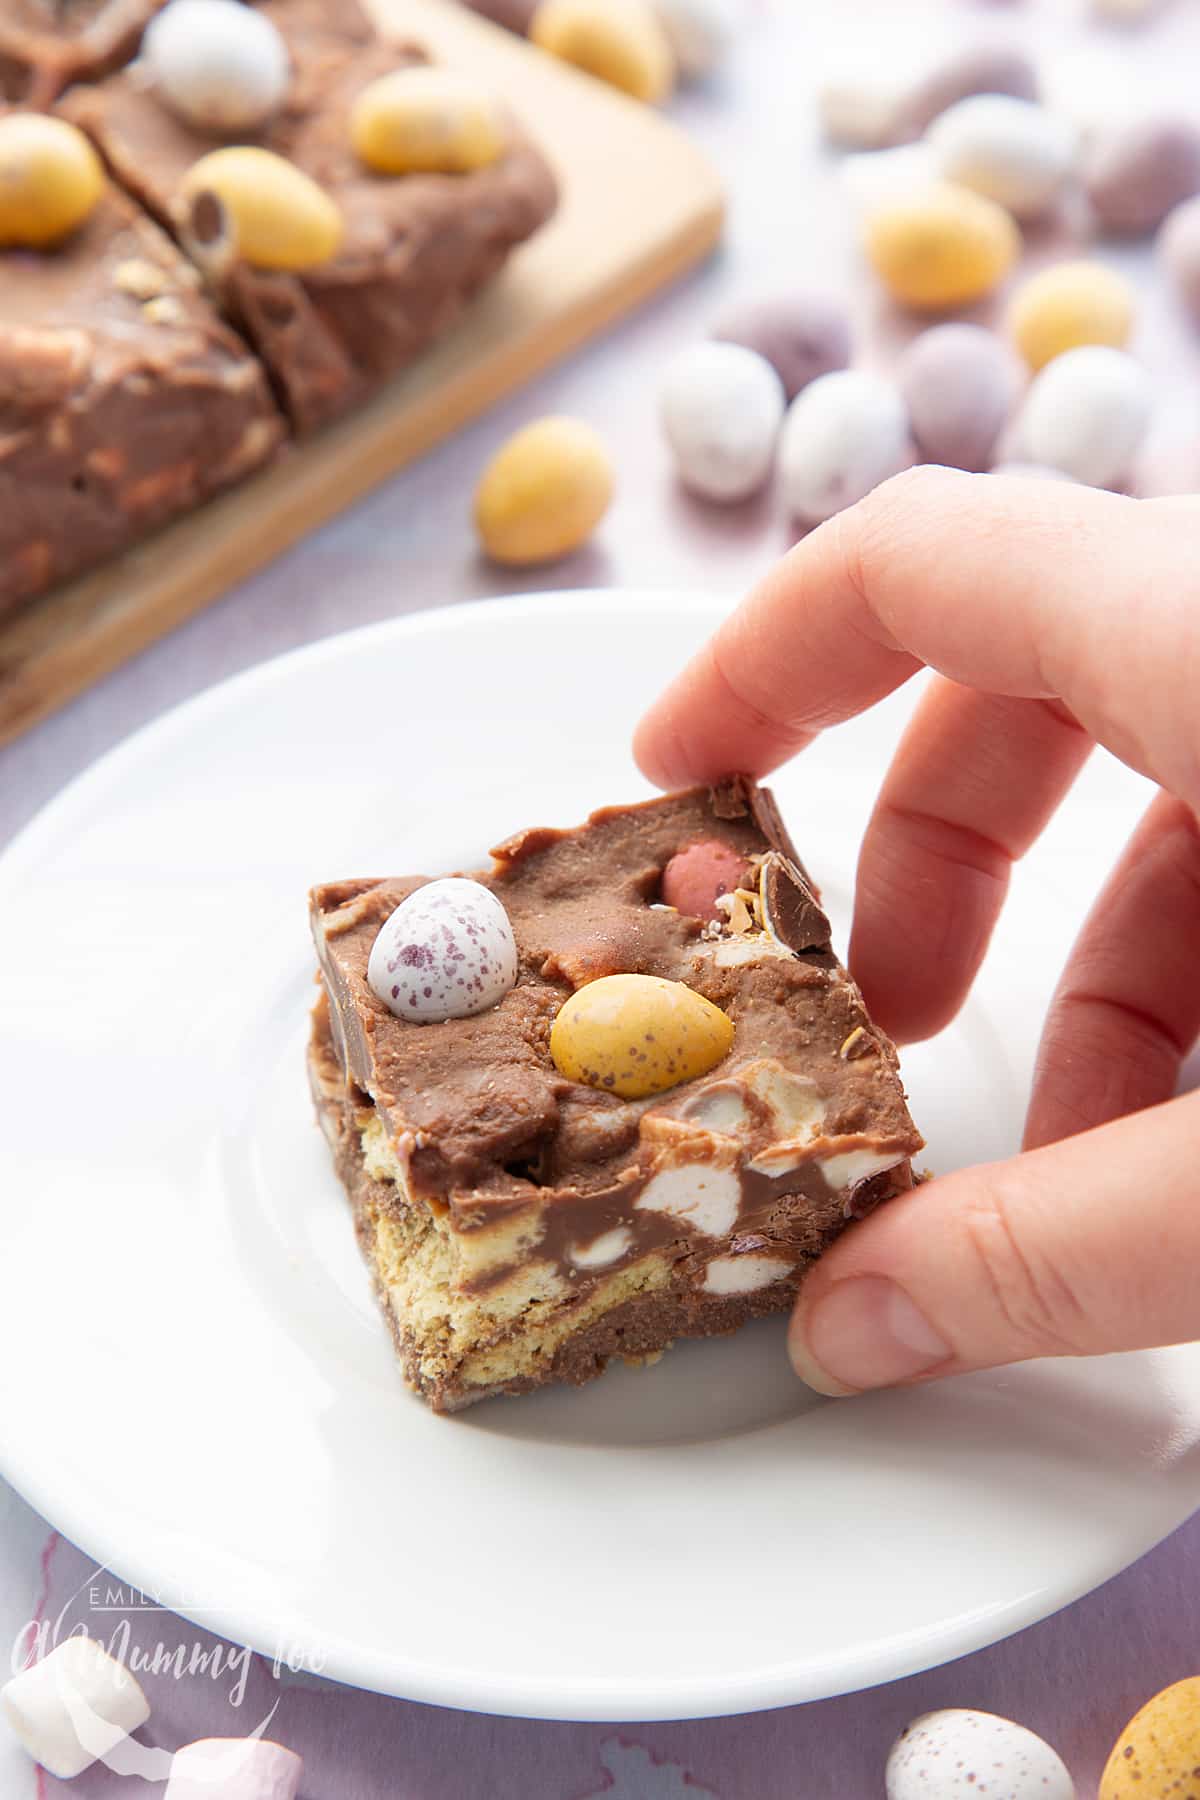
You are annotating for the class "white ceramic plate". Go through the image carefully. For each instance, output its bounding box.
[1,592,1198,1723]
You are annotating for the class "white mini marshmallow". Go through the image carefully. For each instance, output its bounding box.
[819,1147,906,1191]
[569,1225,634,1270]
[636,1163,740,1238]
[703,1253,794,1294]
[165,1737,303,1799]
[2,1637,151,1780]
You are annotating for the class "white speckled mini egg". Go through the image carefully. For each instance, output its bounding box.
[886,1709,1076,1800]
[143,0,290,133]
[653,0,735,81]
[927,94,1077,220]
[660,341,785,502]
[779,368,910,525]
[1019,343,1151,487]
[367,878,518,1023]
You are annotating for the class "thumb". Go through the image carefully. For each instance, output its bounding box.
[787,1089,1200,1395]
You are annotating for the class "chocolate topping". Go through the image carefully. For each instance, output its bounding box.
[759,851,832,954]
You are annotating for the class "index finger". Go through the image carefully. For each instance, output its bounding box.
[633,468,1200,813]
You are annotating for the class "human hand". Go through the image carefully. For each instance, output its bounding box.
[634,467,1200,1395]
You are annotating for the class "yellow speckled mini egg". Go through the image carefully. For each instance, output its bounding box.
[0,114,105,249]
[473,416,613,565]
[350,67,507,175]
[530,0,675,104]
[1009,260,1135,370]
[864,183,1020,311]
[178,147,342,272]
[1100,1678,1200,1800]
[550,973,734,1099]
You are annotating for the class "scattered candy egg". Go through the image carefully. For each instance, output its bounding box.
[900,44,1039,138]
[779,368,911,525]
[165,1738,303,1800]
[2,1637,151,1780]
[652,0,735,82]
[1020,343,1151,486]
[817,62,913,149]
[550,973,734,1099]
[462,0,539,30]
[178,147,342,272]
[367,878,519,1024]
[927,94,1077,220]
[660,342,785,502]
[898,322,1022,471]
[1092,0,1163,17]
[350,67,507,175]
[474,416,613,564]
[143,0,290,133]
[530,0,675,104]
[0,114,104,248]
[661,840,750,920]
[864,183,1020,310]
[887,1709,1075,1800]
[1008,259,1134,370]
[712,291,851,401]
[1158,195,1200,322]
[1086,118,1200,235]
[1099,1677,1200,1800]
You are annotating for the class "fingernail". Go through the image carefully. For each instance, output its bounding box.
[789,1276,952,1396]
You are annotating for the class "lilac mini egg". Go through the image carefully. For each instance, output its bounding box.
[367,877,519,1023]
[898,322,1023,470]
[712,291,852,401]
[1086,117,1200,235]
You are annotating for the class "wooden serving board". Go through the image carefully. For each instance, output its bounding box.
[0,0,723,746]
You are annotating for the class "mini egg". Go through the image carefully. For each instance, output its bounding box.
[1092,0,1164,17]
[901,44,1039,138]
[660,342,785,502]
[817,62,913,149]
[1099,1677,1200,1800]
[473,417,614,565]
[1159,195,1200,322]
[661,840,750,920]
[367,878,519,1023]
[178,147,342,271]
[653,0,735,82]
[530,0,675,104]
[712,291,851,401]
[1008,259,1134,369]
[898,322,1023,470]
[887,1709,1075,1800]
[927,94,1077,220]
[143,0,290,134]
[350,68,507,175]
[0,114,105,248]
[550,973,734,1099]
[462,0,539,29]
[779,368,911,526]
[864,183,1020,311]
[1086,117,1200,235]
[1020,343,1151,486]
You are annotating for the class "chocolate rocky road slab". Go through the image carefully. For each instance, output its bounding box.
[309,778,923,1412]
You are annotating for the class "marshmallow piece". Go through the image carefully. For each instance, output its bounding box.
[165,1737,303,1799]
[2,1636,151,1780]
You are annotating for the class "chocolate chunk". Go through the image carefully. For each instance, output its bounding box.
[759,851,832,954]
[708,775,815,892]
